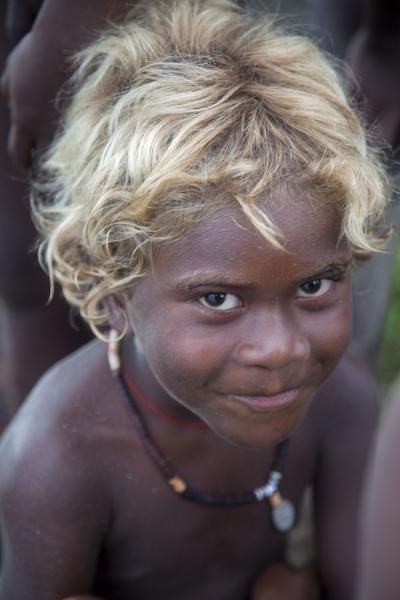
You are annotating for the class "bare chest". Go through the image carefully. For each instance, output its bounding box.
[93,431,315,600]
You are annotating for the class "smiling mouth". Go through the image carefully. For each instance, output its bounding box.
[228,388,301,412]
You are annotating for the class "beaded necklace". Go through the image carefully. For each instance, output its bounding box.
[108,329,296,532]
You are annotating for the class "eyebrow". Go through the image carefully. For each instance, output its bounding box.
[171,273,257,291]
[296,260,352,282]
[170,258,352,291]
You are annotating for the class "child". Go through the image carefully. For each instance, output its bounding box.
[0,1,390,598]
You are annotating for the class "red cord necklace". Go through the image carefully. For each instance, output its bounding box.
[122,370,207,429]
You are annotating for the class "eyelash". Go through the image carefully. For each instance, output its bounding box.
[296,272,345,301]
[297,278,333,298]
[199,292,241,311]
[197,274,344,312]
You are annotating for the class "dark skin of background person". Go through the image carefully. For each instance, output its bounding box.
[309,0,400,148]
[308,0,400,374]
[0,0,133,421]
[356,381,400,600]
[347,1,400,149]
[308,8,400,598]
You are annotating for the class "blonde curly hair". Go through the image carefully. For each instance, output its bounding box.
[33,0,390,338]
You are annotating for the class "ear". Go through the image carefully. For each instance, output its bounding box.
[104,294,132,335]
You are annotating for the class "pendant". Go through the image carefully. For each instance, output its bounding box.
[269,492,296,532]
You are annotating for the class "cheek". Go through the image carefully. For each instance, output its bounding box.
[138,317,227,388]
[308,298,352,364]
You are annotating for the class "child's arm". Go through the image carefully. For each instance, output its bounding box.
[312,359,379,600]
[0,372,110,600]
[2,0,133,169]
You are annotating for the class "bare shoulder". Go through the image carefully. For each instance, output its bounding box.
[0,337,114,505]
[0,338,120,525]
[0,340,116,598]
[1,338,114,457]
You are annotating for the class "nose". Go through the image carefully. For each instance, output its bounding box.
[235,307,310,370]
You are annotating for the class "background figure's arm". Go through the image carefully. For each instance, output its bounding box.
[309,0,400,147]
[356,383,400,600]
[348,0,400,148]
[1,0,134,169]
[5,0,45,44]
[312,360,379,600]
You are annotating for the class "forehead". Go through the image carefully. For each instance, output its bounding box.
[152,190,348,280]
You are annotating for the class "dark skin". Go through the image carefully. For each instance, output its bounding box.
[0,192,378,599]
[356,381,400,600]
[309,0,400,148]
[5,0,45,45]
[308,0,400,376]
[0,3,87,416]
[0,0,133,413]
[2,0,134,168]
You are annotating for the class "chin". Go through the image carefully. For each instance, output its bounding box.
[209,413,305,451]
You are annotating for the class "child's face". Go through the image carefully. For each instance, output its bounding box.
[128,190,352,449]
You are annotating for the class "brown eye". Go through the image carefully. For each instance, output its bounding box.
[199,292,241,310]
[297,279,332,297]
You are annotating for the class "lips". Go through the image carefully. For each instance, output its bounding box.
[227,388,301,412]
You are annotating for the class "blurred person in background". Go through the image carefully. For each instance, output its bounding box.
[356,376,400,600]
[0,0,133,424]
[309,0,400,373]
[310,4,400,596]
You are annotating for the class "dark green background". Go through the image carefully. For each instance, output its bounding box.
[379,245,400,383]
